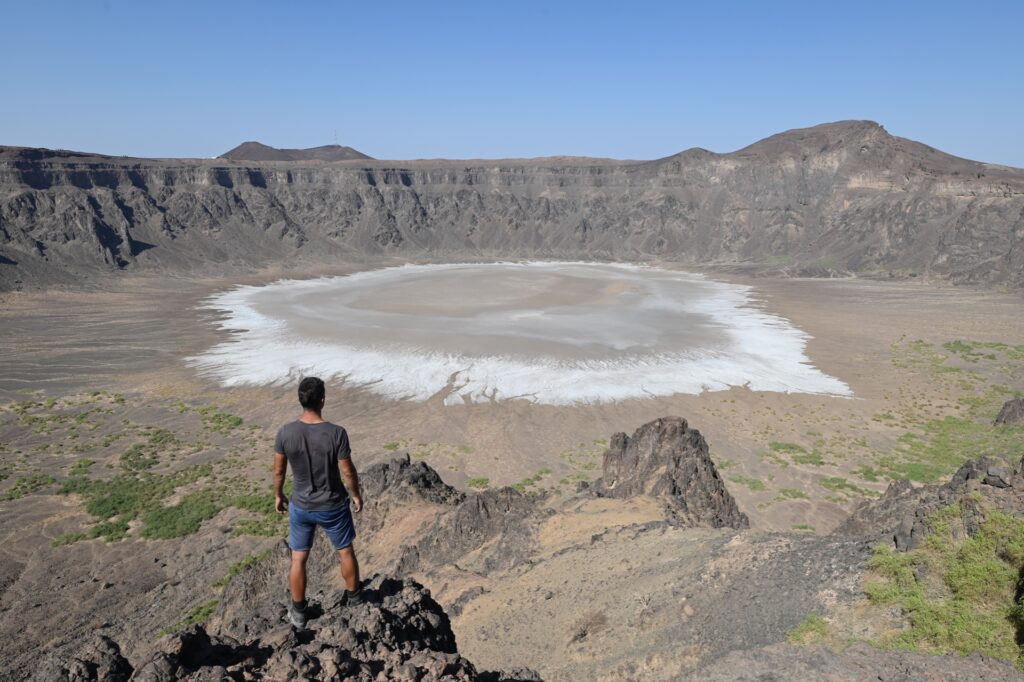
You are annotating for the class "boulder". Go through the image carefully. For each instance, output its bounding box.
[590,417,749,529]
[37,635,133,682]
[995,397,1024,426]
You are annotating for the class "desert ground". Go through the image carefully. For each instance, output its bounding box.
[1,263,1022,678]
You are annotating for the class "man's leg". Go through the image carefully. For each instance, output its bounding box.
[290,550,309,603]
[338,545,360,592]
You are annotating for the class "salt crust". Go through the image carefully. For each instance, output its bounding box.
[187,262,852,405]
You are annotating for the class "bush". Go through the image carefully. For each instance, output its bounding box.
[3,473,56,500]
[140,491,222,539]
[160,600,219,636]
[788,614,830,644]
[865,504,1024,668]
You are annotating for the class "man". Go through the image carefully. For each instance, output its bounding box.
[274,376,364,629]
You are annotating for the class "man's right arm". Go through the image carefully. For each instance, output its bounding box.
[273,452,288,513]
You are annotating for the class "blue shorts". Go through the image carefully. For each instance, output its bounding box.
[288,501,356,552]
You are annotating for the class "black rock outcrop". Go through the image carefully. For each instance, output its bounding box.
[996,397,1024,426]
[38,635,133,682]
[836,455,1024,550]
[590,416,749,529]
[352,454,548,574]
[127,576,539,681]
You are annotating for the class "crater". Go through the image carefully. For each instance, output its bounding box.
[188,262,851,404]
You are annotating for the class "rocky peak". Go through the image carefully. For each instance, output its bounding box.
[45,576,540,681]
[219,141,373,162]
[590,416,749,529]
[730,120,888,158]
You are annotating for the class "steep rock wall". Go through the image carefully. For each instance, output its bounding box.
[1,121,1022,289]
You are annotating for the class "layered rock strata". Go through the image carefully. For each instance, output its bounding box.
[2,121,1022,290]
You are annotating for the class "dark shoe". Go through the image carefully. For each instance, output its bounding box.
[345,588,365,606]
[287,601,308,628]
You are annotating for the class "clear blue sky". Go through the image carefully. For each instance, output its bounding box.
[3,1,1022,165]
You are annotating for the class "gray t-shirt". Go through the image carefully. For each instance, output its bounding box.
[274,421,351,511]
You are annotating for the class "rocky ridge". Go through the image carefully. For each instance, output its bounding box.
[42,576,539,681]
[2,120,1022,290]
[837,450,1024,551]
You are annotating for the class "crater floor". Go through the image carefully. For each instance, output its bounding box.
[189,262,850,404]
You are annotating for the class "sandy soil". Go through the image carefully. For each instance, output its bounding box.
[2,266,1021,534]
[0,265,1021,678]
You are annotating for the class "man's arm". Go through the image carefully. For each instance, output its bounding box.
[273,452,288,514]
[340,458,363,513]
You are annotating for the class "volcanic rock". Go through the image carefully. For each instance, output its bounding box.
[132,575,539,681]
[837,455,1024,550]
[38,635,133,682]
[590,416,749,529]
[996,397,1024,425]
[3,120,1024,290]
[356,454,547,574]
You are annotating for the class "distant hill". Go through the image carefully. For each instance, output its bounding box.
[219,141,373,162]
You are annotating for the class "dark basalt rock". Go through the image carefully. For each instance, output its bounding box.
[996,397,1024,426]
[38,635,133,682]
[590,416,749,529]
[836,455,1024,550]
[132,575,540,682]
[356,454,547,574]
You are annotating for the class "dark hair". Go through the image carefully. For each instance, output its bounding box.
[298,377,325,410]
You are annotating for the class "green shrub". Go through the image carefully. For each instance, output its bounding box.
[212,549,274,589]
[769,442,806,453]
[865,505,1024,668]
[728,475,766,492]
[788,614,829,644]
[198,406,243,434]
[120,443,158,471]
[160,600,219,636]
[467,477,490,489]
[140,491,222,539]
[69,458,96,476]
[3,473,56,500]
[818,476,876,498]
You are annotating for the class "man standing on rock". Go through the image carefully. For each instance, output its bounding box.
[274,376,364,628]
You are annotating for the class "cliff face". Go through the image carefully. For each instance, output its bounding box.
[1,120,1022,289]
